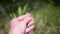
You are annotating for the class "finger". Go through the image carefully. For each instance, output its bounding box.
[22,17,33,24]
[27,20,34,28]
[17,13,31,21]
[31,16,34,21]
[25,25,34,33]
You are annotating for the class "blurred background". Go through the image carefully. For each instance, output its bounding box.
[0,0,60,34]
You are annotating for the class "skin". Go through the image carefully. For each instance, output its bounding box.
[8,13,35,34]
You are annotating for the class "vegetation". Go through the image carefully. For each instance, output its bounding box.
[0,0,60,34]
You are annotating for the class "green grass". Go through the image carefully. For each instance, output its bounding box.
[0,3,60,34]
[9,4,28,18]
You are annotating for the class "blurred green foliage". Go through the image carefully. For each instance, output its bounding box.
[0,0,60,34]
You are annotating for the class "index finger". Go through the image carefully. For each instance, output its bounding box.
[17,13,31,21]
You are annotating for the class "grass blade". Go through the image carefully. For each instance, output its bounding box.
[18,7,22,16]
[23,4,28,14]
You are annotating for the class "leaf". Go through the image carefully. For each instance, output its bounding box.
[10,14,13,18]
[23,4,28,14]
[18,7,22,16]
[13,13,16,18]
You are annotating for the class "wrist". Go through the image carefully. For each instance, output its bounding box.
[8,27,24,34]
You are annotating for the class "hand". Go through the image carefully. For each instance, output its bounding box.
[9,13,34,34]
